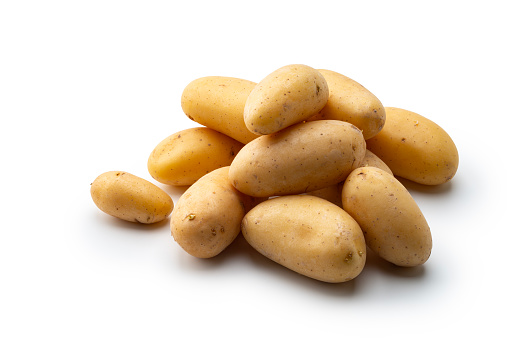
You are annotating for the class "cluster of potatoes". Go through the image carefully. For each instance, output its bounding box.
[91,64,459,283]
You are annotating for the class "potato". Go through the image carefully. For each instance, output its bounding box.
[90,171,173,224]
[342,167,432,267]
[242,195,366,283]
[366,107,459,185]
[358,149,393,175]
[147,127,243,186]
[170,166,261,258]
[181,76,258,144]
[308,69,386,140]
[244,64,329,135]
[305,183,344,207]
[229,120,366,197]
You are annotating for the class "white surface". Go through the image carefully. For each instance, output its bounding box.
[1,1,506,338]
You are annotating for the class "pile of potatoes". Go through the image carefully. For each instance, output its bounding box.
[91,64,459,283]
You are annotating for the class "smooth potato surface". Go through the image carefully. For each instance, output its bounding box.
[358,149,393,175]
[170,167,259,258]
[242,195,366,283]
[366,107,459,185]
[90,171,173,224]
[244,64,329,135]
[229,120,366,197]
[342,167,432,267]
[181,76,258,144]
[308,69,386,140]
[147,127,243,186]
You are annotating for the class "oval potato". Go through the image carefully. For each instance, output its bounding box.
[91,171,174,224]
[308,69,386,140]
[148,127,244,186]
[244,64,329,135]
[305,149,391,207]
[170,166,261,258]
[181,76,258,144]
[366,107,459,185]
[242,195,366,283]
[229,120,366,197]
[342,167,432,267]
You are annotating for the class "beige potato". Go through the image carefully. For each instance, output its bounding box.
[308,69,386,140]
[342,167,432,267]
[229,120,366,197]
[147,127,243,186]
[366,107,459,185]
[242,195,366,283]
[181,76,258,144]
[244,64,329,135]
[90,171,174,224]
[170,166,261,258]
[358,149,393,175]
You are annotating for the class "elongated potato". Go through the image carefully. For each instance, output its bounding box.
[305,150,391,207]
[181,76,258,144]
[170,166,260,258]
[91,171,174,224]
[342,167,432,267]
[229,120,366,197]
[308,69,386,140]
[358,149,393,175]
[242,195,366,283]
[366,107,459,185]
[244,64,329,135]
[147,127,243,186]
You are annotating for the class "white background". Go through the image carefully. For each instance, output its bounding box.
[1,1,506,338]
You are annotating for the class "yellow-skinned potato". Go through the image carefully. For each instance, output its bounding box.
[90,171,174,224]
[229,120,366,198]
[308,69,386,140]
[305,150,392,207]
[242,195,366,283]
[244,64,329,135]
[170,167,261,258]
[181,76,258,144]
[358,149,393,175]
[366,107,459,185]
[342,167,432,267]
[147,127,244,186]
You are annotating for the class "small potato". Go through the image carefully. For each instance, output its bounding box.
[305,183,344,207]
[181,76,258,144]
[90,171,174,224]
[308,69,386,140]
[358,149,393,175]
[366,107,459,185]
[229,120,366,197]
[242,195,367,283]
[244,64,329,135]
[342,167,432,267]
[147,127,244,186]
[170,167,261,258]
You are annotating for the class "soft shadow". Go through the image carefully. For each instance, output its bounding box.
[161,185,190,200]
[363,247,426,278]
[396,176,454,195]
[106,214,170,231]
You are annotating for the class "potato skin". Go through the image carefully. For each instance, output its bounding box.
[170,166,260,258]
[342,167,432,267]
[242,195,366,283]
[308,69,386,140]
[229,120,366,197]
[244,64,329,135]
[181,76,258,144]
[90,171,174,224]
[366,107,459,185]
[147,127,244,186]
[358,149,393,175]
